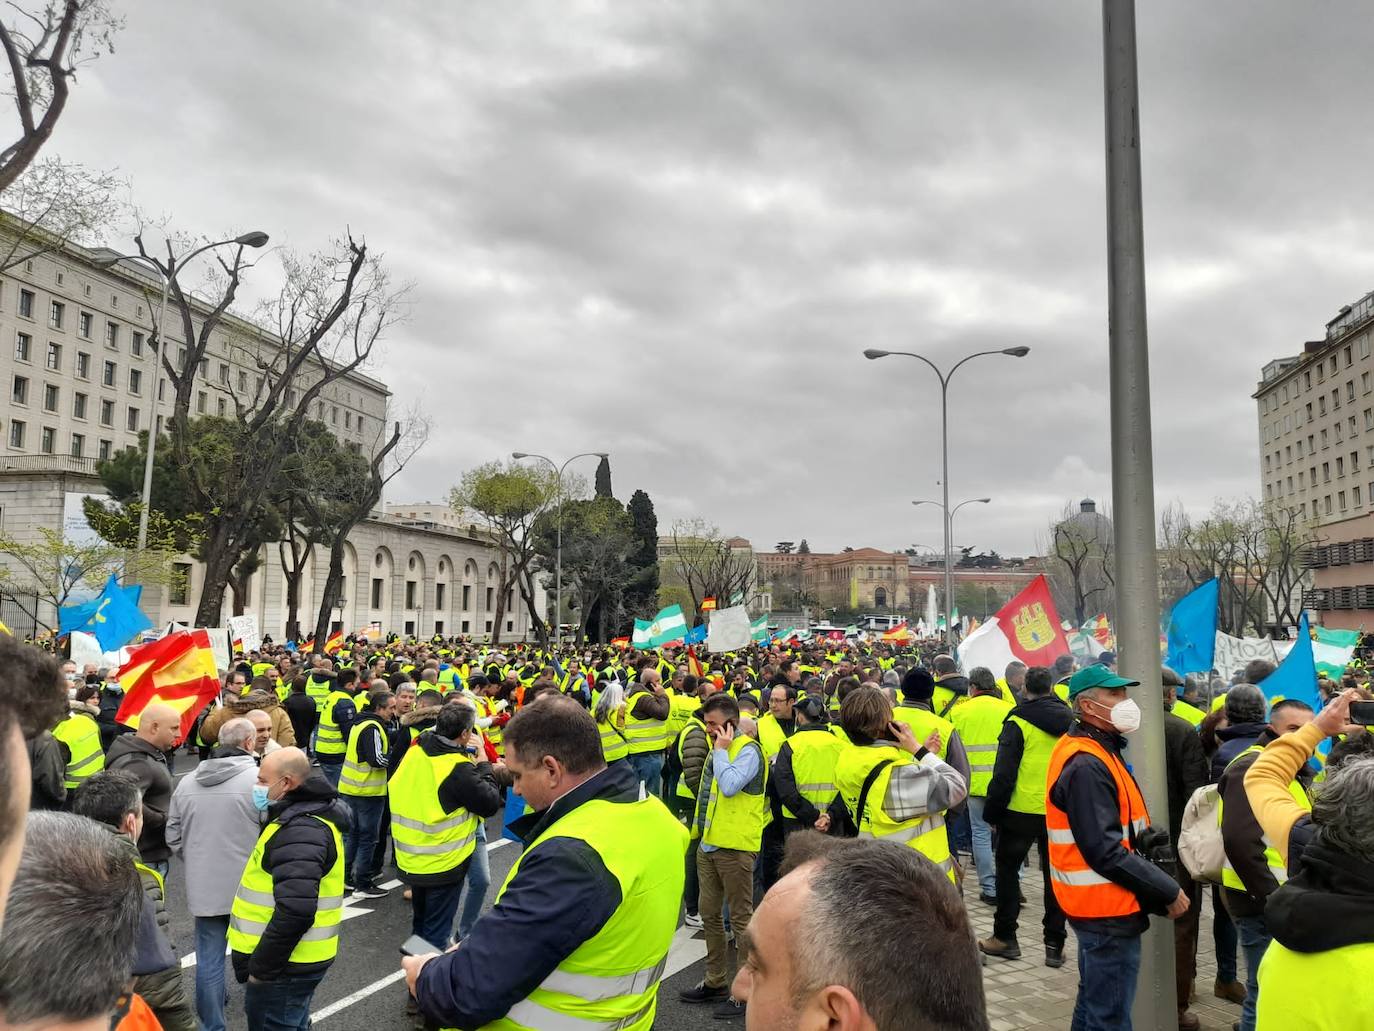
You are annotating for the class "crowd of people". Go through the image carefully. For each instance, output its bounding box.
[2,628,1373,1030]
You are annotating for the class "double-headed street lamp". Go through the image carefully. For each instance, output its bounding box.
[864,346,1029,647]
[512,450,609,649]
[95,231,270,553]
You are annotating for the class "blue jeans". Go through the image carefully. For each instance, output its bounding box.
[967,796,996,895]
[1213,885,1238,983]
[193,914,231,1031]
[628,752,663,797]
[319,762,342,789]
[411,876,466,950]
[148,859,170,880]
[1236,913,1272,1031]
[454,823,491,939]
[343,795,386,886]
[243,972,325,1031]
[1070,925,1141,1031]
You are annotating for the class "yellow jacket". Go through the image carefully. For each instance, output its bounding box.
[1243,721,1325,869]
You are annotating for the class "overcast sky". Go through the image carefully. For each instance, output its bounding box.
[48,2,1374,557]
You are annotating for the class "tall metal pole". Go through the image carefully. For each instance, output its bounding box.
[1103,2,1175,1026]
[554,482,563,652]
[136,271,172,554]
[940,379,954,647]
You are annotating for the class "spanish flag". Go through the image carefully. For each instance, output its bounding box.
[881,622,913,643]
[686,645,704,679]
[610,635,630,649]
[323,630,344,655]
[701,596,717,612]
[114,629,221,742]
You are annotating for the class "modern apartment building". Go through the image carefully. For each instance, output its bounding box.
[0,227,539,643]
[1256,289,1374,629]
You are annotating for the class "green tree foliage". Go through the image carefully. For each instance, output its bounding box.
[594,455,613,499]
[532,497,636,643]
[623,489,660,623]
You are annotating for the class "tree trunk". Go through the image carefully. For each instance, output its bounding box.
[312,536,347,647]
[518,567,549,649]
[280,536,313,642]
[227,568,247,617]
[491,553,509,645]
[195,522,240,627]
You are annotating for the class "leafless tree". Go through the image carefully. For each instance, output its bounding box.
[0,0,119,190]
[1044,502,1115,626]
[667,518,755,621]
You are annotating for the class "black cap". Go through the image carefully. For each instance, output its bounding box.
[900,667,935,701]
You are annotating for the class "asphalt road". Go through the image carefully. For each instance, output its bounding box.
[158,753,726,1031]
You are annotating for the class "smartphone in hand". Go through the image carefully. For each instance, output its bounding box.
[400,933,441,956]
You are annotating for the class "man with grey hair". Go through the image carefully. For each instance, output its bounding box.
[1003,660,1027,701]
[733,832,988,1031]
[1213,683,1270,780]
[0,810,144,1029]
[167,715,263,1031]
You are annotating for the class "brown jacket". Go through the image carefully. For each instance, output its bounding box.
[199,691,297,748]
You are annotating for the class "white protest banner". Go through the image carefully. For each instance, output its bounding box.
[200,627,232,673]
[707,605,752,653]
[1212,631,1277,679]
[228,614,262,652]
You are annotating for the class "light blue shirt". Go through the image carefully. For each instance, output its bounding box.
[700,742,762,853]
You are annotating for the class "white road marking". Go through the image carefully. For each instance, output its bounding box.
[311,969,407,1021]
[662,924,708,979]
[487,836,512,853]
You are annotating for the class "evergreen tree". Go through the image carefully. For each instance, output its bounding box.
[798,538,811,554]
[594,455,613,499]
[623,489,660,621]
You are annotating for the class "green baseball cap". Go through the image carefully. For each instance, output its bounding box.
[1067,664,1140,699]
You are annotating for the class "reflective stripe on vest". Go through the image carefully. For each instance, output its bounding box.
[754,713,790,761]
[316,691,352,757]
[338,717,387,797]
[305,676,332,711]
[598,717,630,763]
[622,698,668,754]
[948,694,1013,796]
[1044,732,1151,919]
[834,742,955,881]
[477,797,688,1031]
[388,742,479,875]
[227,817,344,964]
[54,712,105,790]
[782,727,844,818]
[1006,712,1064,817]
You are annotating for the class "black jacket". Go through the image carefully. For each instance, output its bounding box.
[415,762,639,1029]
[984,693,1072,831]
[1267,832,1374,954]
[387,707,439,774]
[1047,722,1182,936]
[106,735,175,862]
[401,730,502,886]
[1164,708,1209,846]
[350,711,390,770]
[283,692,319,751]
[1211,722,1268,782]
[1219,727,1313,919]
[231,773,352,983]
[771,724,834,826]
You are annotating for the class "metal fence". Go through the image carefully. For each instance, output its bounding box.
[0,593,41,639]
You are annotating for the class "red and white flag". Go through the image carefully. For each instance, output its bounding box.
[956,575,1071,673]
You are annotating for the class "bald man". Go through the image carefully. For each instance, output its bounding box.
[230,746,350,1027]
[105,702,181,874]
[245,709,281,758]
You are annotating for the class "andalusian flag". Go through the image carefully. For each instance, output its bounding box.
[701,596,718,612]
[750,616,770,642]
[632,604,688,649]
[114,630,221,742]
[323,630,344,654]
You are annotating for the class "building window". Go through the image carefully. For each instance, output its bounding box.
[462,584,471,609]
[169,563,192,606]
[1349,381,1357,402]
[10,375,27,405]
[1322,429,1329,449]
[18,288,33,318]
[1357,485,1364,507]
[75,351,89,379]
[218,362,229,384]
[128,368,141,395]
[99,399,113,426]
[461,619,470,633]
[331,405,338,424]
[370,578,383,609]
[45,341,60,370]
[39,426,54,454]
[1339,491,1348,511]
[69,432,83,458]
[131,331,143,356]
[1326,495,1334,515]
[1323,462,1331,482]
[8,420,23,448]
[1338,457,1345,478]
[216,397,226,417]
[13,332,29,361]
[42,383,57,412]
[1319,397,1327,416]
[47,302,65,330]
[126,406,139,431]
[356,415,364,435]
[485,621,492,634]
[238,369,248,391]
[196,390,206,414]
[405,581,417,608]
[72,392,86,420]
[105,322,118,348]
[78,312,92,338]
[97,439,111,461]
[435,583,446,610]
[485,586,494,610]
[102,360,115,387]
[198,358,208,379]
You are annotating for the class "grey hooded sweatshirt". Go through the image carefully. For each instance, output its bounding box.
[166,748,264,916]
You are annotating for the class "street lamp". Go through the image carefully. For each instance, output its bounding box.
[865,346,1029,646]
[913,497,990,630]
[512,450,609,649]
[94,231,270,553]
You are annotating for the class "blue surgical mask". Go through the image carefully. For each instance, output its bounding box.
[252,784,272,812]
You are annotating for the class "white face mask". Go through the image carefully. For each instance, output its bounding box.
[1106,697,1142,735]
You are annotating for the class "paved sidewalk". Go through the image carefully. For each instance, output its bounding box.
[962,853,1244,1031]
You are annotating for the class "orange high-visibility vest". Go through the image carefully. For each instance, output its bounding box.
[1044,732,1150,920]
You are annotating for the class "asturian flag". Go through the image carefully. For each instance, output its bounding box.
[957,575,1071,673]
[632,604,688,649]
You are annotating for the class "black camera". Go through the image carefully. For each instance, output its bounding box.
[1134,825,1177,881]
